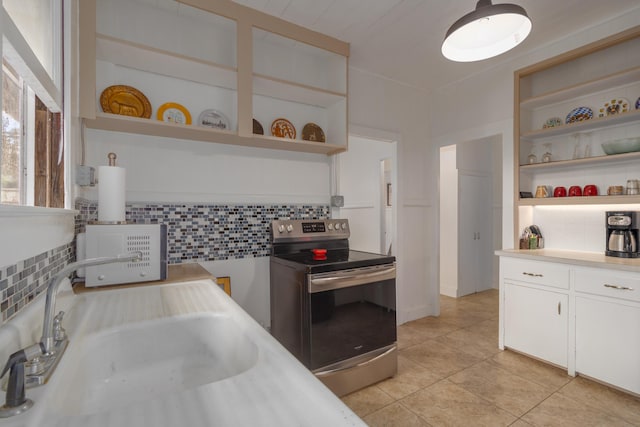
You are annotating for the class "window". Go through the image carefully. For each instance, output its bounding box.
[1,0,64,208]
[1,61,22,204]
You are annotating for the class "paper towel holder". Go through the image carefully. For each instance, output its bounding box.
[96,152,128,225]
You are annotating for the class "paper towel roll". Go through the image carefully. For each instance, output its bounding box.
[98,165,126,222]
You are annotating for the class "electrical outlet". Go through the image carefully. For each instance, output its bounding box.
[331,195,344,207]
[76,165,96,186]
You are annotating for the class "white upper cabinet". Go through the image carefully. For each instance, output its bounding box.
[79,0,349,155]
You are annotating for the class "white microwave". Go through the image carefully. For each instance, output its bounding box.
[79,224,168,287]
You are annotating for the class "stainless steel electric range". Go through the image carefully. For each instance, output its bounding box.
[269,219,397,396]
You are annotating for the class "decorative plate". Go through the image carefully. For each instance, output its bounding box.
[197,109,230,130]
[157,102,191,125]
[301,123,325,142]
[565,106,593,124]
[542,117,563,129]
[271,118,296,139]
[598,98,629,117]
[253,119,264,135]
[100,85,151,118]
[636,96,640,110]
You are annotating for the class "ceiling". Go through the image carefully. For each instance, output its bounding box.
[231,0,640,92]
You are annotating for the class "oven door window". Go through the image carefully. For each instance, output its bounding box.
[308,278,396,369]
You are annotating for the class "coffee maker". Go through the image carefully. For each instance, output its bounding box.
[606,211,639,258]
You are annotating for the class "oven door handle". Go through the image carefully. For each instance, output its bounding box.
[309,265,396,292]
[314,346,397,377]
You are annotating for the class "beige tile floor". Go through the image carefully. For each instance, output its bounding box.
[341,289,640,426]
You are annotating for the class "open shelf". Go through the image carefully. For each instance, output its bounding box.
[96,34,237,90]
[521,109,640,141]
[518,194,640,206]
[520,66,640,110]
[81,0,350,156]
[253,73,345,108]
[513,26,640,248]
[84,113,346,155]
[520,150,640,171]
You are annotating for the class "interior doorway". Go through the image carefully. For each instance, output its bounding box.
[334,133,397,255]
[439,135,502,297]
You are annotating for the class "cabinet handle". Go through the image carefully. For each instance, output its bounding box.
[557,301,561,315]
[604,284,634,291]
[522,272,543,277]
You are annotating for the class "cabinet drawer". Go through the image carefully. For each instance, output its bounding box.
[501,258,570,290]
[575,268,640,303]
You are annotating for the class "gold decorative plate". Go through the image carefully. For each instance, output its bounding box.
[301,123,325,142]
[157,102,192,125]
[271,118,296,139]
[100,85,152,118]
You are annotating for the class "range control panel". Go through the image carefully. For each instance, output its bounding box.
[271,219,350,242]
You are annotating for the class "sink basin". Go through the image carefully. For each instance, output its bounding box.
[57,313,259,415]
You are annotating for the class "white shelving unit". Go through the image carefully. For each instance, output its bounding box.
[79,0,349,156]
[513,26,640,245]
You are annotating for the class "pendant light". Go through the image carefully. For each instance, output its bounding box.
[442,0,531,62]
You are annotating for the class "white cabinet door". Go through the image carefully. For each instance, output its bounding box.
[458,174,493,296]
[576,296,640,394]
[504,283,568,367]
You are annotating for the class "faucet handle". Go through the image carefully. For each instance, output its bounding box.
[0,350,33,417]
[53,311,66,342]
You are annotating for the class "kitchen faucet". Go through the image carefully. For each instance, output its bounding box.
[0,252,141,418]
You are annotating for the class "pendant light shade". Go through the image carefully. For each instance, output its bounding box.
[442,0,531,62]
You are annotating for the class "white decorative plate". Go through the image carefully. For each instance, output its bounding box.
[197,109,230,130]
[598,98,629,117]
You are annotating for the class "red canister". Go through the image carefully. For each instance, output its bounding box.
[553,186,567,197]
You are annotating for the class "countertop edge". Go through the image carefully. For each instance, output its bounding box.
[496,249,640,272]
[73,263,215,294]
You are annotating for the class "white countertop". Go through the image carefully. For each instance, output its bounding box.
[2,279,365,427]
[496,248,640,272]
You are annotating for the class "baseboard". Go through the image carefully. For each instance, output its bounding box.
[439,284,458,298]
[398,304,434,324]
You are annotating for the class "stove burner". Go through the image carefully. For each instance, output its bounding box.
[311,248,327,260]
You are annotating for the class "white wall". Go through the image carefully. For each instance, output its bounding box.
[83,130,331,205]
[349,68,434,324]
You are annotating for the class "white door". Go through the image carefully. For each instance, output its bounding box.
[504,283,568,367]
[458,174,492,296]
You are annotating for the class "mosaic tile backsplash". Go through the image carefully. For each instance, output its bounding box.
[0,243,73,324]
[1,200,328,326]
[75,199,330,264]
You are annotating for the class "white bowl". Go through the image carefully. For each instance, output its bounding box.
[601,137,640,155]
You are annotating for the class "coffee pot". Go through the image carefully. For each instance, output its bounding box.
[605,212,640,258]
[608,230,637,253]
